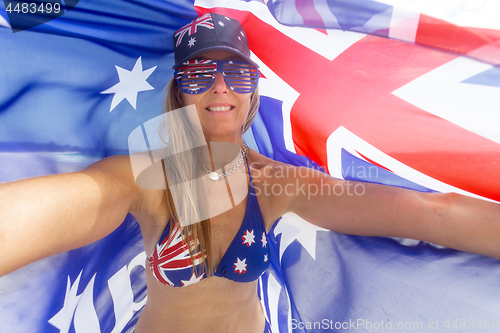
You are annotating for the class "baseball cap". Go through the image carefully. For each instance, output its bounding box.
[172,13,258,69]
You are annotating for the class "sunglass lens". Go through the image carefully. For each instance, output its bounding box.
[175,62,216,94]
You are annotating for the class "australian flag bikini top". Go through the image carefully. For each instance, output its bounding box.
[148,164,270,287]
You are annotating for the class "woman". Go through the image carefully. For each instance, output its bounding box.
[0,13,499,333]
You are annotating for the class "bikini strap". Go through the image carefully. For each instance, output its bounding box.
[245,155,251,180]
[245,155,257,196]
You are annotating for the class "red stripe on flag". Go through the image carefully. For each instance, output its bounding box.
[356,151,393,172]
[416,15,500,65]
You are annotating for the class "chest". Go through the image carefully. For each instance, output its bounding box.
[145,175,272,287]
[209,197,249,265]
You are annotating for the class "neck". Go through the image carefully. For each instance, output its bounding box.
[205,140,245,171]
[204,134,245,149]
[203,143,247,181]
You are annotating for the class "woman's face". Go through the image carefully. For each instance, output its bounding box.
[180,50,252,143]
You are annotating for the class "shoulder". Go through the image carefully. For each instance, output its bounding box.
[247,149,325,186]
[246,149,300,225]
[246,148,293,183]
[246,148,340,218]
[246,149,277,174]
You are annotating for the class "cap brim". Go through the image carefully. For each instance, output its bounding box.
[172,46,259,69]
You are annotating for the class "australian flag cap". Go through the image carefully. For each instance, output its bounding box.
[173,13,258,68]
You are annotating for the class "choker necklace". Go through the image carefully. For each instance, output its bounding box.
[203,144,248,181]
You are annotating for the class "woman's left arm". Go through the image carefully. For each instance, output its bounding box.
[279,167,500,259]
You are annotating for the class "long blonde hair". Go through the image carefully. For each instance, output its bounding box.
[161,77,260,276]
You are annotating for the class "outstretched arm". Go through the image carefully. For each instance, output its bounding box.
[277,166,500,259]
[0,156,141,276]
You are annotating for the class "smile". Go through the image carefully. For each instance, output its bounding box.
[206,106,234,112]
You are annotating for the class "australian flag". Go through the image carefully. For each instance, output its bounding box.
[1,0,500,332]
[174,13,214,47]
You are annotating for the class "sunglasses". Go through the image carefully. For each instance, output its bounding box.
[174,59,260,94]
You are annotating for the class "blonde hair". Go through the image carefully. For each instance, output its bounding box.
[161,77,260,276]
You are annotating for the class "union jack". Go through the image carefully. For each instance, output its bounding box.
[176,59,216,76]
[174,13,214,47]
[148,223,204,286]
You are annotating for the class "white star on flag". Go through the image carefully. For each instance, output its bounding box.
[233,258,247,274]
[181,272,205,286]
[218,21,224,27]
[241,229,255,247]
[48,272,83,333]
[101,57,156,112]
[0,14,10,28]
[261,232,267,248]
[224,16,231,20]
[264,254,268,262]
[274,213,327,261]
[187,37,196,47]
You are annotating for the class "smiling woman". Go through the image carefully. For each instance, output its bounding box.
[130,14,275,332]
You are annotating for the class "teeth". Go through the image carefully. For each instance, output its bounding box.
[207,106,232,112]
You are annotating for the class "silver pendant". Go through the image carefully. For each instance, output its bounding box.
[208,172,219,181]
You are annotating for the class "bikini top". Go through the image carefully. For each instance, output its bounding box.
[148,161,270,287]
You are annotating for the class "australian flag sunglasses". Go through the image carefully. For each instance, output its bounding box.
[174,59,260,94]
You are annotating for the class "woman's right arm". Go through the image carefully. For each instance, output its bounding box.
[0,155,141,276]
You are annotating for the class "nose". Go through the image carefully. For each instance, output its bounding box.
[210,72,229,94]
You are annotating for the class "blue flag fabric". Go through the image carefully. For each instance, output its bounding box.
[1,0,500,332]
[1,1,197,332]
